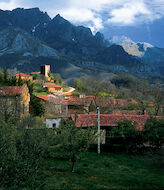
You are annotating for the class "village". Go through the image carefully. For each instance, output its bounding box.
[0,2,164,188]
[0,64,164,144]
[0,65,164,189]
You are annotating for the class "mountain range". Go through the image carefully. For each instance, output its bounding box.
[0,7,163,82]
[110,36,164,76]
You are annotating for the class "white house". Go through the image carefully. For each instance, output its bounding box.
[45,116,69,129]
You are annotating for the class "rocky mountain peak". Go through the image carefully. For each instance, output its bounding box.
[52,14,68,24]
[0,27,58,57]
[0,7,163,77]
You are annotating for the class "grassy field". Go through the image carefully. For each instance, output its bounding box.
[38,152,164,190]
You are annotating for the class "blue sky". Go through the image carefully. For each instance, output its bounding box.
[0,0,164,47]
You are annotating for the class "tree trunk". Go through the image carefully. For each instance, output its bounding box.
[155,104,160,116]
[71,154,76,172]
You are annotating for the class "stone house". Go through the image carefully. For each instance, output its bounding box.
[0,84,30,121]
[16,73,33,82]
[35,95,68,115]
[43,83,63,94]
[65,96,90,114]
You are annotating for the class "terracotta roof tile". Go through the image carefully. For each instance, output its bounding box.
[72,92,81,95]
[36,95,67,105]
[66,96,91,106]
[71,114,164,130]
[65,92,73,96]
[90,97,129,108]
[131,100,138,104]
[31,72,41,74]
[0,84,27,96]
[36,95,49,101]
[43,83,62,88]
[46,116,70,119]
[148,103,155,107]
[16,73,32,77]
[111,110,147,115]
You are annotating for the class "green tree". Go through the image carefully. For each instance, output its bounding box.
[73,78,84,92]
[131,80,150,115]
[0,121,17,187]
[110,120,142,152]
[3,69,9,84]
[0,69,4,84]
[17,75,23,86]
[8,76,17,86]
[152,86,164,116]
[51,73,62,85]
[138,100,148,115]
[25,80,34,95]
[0,118,49,188]
[143,117,164,150]
[54,119,96,172]
[30,95,45,117]
[127,103,140,110]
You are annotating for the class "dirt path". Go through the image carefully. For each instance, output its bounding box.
[62,87,75,95]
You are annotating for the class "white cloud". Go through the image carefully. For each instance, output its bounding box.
[49,0,164,31]
[108,1,151,25]
[58,8,103,32]
[0,0,20,10]
[0,0,164,31]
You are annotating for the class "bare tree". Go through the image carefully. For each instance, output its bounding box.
[0,96,20,123]
[130,80,151,115]
[152,85,164,116]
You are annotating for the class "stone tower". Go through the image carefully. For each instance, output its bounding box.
[40,65,50,78]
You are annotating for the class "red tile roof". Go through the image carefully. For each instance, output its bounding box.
[50,98,67,105]
[46,116,70,119]
[66,96,91,106]
[43,83,62,88]
[0,84,27,96]
[148,103,155,107]
[16,73,32,77]
[36,95,67,105]
[36,94,92,106]
[65,92,73,96]
[31,72,41,74]
[71,114,164,130]
[111,110,147,115]
[72,92,81,95]
[131,100,138,104]
[89,97,129,108]
[86,96,95,100]
[36,95,49,101]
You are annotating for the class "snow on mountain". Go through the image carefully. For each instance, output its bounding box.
[109,35,164,76]
[109,36,153,57]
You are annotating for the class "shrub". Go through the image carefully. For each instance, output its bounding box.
[30,95,45,116]
[0,118,49,188]
[143,117,164,150]
[110,120,142,152]
[52,119,96,172]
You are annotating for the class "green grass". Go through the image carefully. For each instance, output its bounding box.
[33,92,48,96]
[33,82,48,95]
[38,152,164,190]
[98,92,117,98]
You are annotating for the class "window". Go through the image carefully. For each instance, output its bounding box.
[53,123,56,129]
